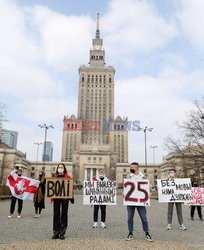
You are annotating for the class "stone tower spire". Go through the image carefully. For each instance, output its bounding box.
[96,13,100,39]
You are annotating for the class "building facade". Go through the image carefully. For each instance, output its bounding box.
[61,14,128,184]
[0,129,18,149]
[42,141,53,162]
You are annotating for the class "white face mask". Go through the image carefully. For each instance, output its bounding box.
[58,168,64,173]
[169,173,175,177]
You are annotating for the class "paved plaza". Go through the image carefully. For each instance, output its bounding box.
[0,195,203,248]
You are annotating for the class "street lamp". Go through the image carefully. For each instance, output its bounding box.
[150,145,158,165]
[139,126,153,167]
[38,124,54,164]
[34,142,42,162]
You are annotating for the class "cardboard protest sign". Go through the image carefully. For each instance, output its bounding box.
[185,187,204,206]
[83,180,117,205]
[123,179,150,206]
[157,178,193,203]
[46,178,73,199]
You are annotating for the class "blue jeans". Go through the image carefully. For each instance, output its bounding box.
[127,206,149,233]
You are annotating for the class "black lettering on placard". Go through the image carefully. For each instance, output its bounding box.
[162,189,174,195]
[161,180,167,187]
[61,180,65,196]
[47,181,55,197]
[125,182,138,202]
[67,180,70,196]
[138,182,148,202]
[90,196,94,203]
[55,181,60,196]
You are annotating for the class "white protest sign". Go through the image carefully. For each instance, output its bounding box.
[123,179,150,206]
[185,187,204,206]
[157,178,193,203]
[83,180,117,205]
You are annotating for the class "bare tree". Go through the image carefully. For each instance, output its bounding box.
[0,102,7,131]
[164,98,204,178]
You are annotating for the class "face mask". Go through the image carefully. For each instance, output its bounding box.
[58,168,64,173]
[130,169,135,174]
[99,174,104,180]
[39,174,42,178]
[18,174,22,177]
[169,173,175,177]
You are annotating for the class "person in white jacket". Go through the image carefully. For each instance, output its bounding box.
[92,168,108,228]
[125,162,153,241]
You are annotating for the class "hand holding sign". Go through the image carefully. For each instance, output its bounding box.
[123,179,150,206]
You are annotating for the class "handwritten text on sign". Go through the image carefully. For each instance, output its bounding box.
[157,178,193,203]
[123,179,150,206]
[185,187,204,206]
[83,181,117,205]
[46,178,73,199]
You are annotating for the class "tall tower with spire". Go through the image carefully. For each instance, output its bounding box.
[61,14,128,184]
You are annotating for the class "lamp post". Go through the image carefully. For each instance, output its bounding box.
[38,124,54,166]
[150,145,158,165]
[34,142,42,162]
[140,126,153,167]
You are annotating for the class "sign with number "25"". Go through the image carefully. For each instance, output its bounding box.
[123,179,150,206]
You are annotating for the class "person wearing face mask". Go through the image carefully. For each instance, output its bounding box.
[33,172,46,218]
[92,168,108,229]
[125,162,153,241]
[166,169,187,230]
[190,181,203,221]
[8,167,24,219]
[52,163,74,240]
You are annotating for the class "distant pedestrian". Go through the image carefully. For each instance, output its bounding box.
[190,181,203,221]
[166,169,187,230]
[33,172,46,218]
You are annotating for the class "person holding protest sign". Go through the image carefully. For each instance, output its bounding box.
[166,169,187,230]
[92,168,108,228]
[52,163,74,240]
[190,181,203,221]
[124,162,153,241]
[33,172,46,218]
[8,167,24,219]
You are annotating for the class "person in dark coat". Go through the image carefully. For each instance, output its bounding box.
[33,172,46,218]
[52,163,74,240]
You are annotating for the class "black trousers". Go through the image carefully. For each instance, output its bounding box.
[93,205,106,222]
[10,196,23,214]
[191,206,202,218]
[53,199,69,236]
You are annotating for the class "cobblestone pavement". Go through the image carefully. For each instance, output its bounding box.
[0,196,203,247]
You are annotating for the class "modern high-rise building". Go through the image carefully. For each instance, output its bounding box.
[42,141,53,162]
[61,14,128,184]
[0,129,18,149]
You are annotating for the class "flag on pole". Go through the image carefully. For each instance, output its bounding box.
[6,171,40,200]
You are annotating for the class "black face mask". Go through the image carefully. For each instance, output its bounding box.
[99,177,104,181]
[130,169,135,174]
[39,174,42,178]
[18,174,22,177]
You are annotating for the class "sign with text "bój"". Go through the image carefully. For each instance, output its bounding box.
[123,179,150,206]
[46,178,73,199]
[83,180,117,205]
[157,178,193,203]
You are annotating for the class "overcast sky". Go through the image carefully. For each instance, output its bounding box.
[0,0,203,164]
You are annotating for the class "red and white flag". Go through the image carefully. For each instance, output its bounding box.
[6,171,40,200]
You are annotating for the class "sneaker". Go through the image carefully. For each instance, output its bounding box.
[8,214,13,218]
[180,224,187,230]
[33,214,38,218]
[191,217,194,221]
[166,224,172,230]
[17,213,21,218]
[125,232,133,241]
[145,233,153,242]
[37,214,41,218]
[101,222,106,228]
[93,222,98,228]
[59,235,65,240]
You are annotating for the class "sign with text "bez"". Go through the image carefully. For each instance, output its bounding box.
[123,179,150,206]
[157,178,193,203]
[46,178,73,199]
[185,187,204,206]
[83,181,117,205]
